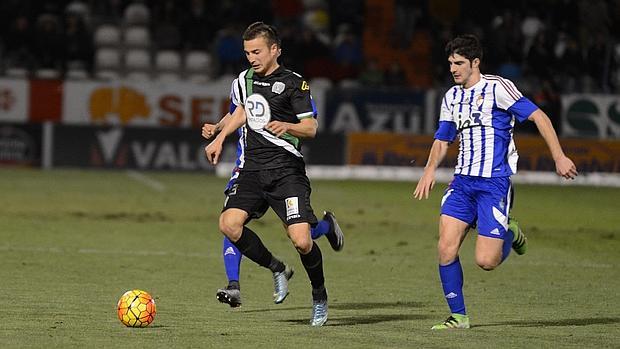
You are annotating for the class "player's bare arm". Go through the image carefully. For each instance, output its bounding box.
[528,109,578,179]
[202,113,232,139]
[266,117,317,138]
[414,139,450,200]
[206,106,247,165]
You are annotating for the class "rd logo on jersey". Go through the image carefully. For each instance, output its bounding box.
[245,93,271,131]
[300,81,310,91]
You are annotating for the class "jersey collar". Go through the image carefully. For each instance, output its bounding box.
[459,74,484,91]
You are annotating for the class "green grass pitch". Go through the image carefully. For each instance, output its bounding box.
[0,168,619,348]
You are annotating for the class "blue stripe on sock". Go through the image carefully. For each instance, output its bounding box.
[311,220,330,240]
[439,257,466,315]
[223,237,242,282]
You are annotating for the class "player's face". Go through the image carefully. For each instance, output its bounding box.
[244,36,280,75]
[448,53,480,88]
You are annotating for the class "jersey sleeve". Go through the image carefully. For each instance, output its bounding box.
[508,97,538,123]
[229,78,239,114]
[236,70,247,106]
[494,77,537,122]
[434,93,457,142]
[291,79,317,120]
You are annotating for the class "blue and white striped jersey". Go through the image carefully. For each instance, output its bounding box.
[434,74,538,177]
[225,78,245,191]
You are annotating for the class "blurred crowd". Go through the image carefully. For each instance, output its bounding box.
[431,0,620,95]
[0,0,618,95]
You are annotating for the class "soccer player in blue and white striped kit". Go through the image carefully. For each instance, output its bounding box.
[202,78,344,308]
[414,34,578,329]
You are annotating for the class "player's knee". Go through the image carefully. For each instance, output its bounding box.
[218,215,243,241]
[478,264,497,271]
[291,236,313,254]
[476,256,500,271]
[437,240,459,265]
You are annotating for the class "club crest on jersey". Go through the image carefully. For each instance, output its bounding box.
[272,81,285,94]
[475,95,484,107]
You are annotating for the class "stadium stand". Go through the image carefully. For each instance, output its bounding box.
[0,0,617,93]
[94,24,120,48]
[124,26,150,49]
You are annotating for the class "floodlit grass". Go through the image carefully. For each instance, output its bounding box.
[0,168,618,348]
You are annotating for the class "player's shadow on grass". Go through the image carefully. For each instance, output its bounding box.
[280,314,431,326]
[331,301,423,310]
[242,301,423,313]
[477,317,620,328]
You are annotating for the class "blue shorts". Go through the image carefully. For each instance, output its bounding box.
[440,175,513,239]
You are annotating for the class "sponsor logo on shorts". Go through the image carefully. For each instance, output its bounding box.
[488,228,501,236]
[285,196,300,220]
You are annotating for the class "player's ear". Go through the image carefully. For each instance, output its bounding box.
[471,58,480,69]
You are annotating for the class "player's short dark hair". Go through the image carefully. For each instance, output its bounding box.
[242,22,281,48]
[445,34,483,62]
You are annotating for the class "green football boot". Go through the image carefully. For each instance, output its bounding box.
[431,314,470,330]
[509,216,527,255]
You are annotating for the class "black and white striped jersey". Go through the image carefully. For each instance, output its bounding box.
[234,66,317,171]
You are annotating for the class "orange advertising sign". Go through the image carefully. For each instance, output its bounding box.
[347,132,620,173]
[62,80,232,128]
[89,86,150,124]
[347,133,458,168]
[514,136,620,173]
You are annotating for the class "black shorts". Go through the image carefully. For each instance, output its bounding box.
[224,182,269,221]
[223,166,318,226]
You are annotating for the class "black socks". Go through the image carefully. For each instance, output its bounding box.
[300,242,327,301]
[232,227,327,301]
[231,226,285,273]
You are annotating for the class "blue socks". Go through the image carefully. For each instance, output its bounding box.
[501,228,514,263]
[222,237,242,283]
[311,220,330,240]
[439,257,466,315]
[437,228,514,315]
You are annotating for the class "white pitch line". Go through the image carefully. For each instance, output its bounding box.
[126,170,166,192]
